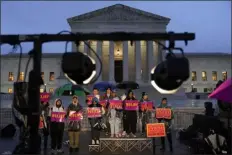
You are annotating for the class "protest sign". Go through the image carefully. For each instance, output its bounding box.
[140,101,153,111]
[86,95,94,105]
[69,111,83,121]
[40,92,50,102]
[155,108,172,119]
[125,100,139,111]
[51,112,66,122]
[146,123,166,137]
[87,107,101,118]
[39,116,44,129]
[99,100,107,107]
[109,100,123,109]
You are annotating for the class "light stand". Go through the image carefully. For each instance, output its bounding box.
[44,84,47,93]
[0,32,195,154]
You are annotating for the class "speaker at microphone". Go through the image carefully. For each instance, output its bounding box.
[150,55,190,94]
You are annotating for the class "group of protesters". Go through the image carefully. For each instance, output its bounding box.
[39,87,174,154]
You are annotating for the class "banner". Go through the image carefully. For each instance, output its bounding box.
[109,100,123,109]
[140,101,153,111]
[155,108,172,119]
[146,123,166,137]
[86,95,94,105]
[125,100,139,111]
[99,100,107,107]
[69,111,83,121]
[87,107,101,118]
[40,92,50,102]
[51,112,66,122]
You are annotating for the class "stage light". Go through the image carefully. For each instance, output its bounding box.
[62,52,96,85]
[150,55,190,94]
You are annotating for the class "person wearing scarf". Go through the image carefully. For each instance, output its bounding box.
[123,89,138,138]
[88,97,105,145]
[107,90,121,138]
[101,87,113,136]
[139,92,153,136]
[156,97,174,152]
[66,95,83,153]
[48,99,65,154]
[40,101,50,150]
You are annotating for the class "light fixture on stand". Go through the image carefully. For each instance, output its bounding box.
[44,84,47,92]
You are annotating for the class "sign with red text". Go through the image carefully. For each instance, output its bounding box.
[140,101,153,111]
[125,100,139,111]
[109,100,123,109]
[68,111,83,121]
[99,100,107,107]
[86,95,94,105]
[40,92,50,102]
[87,107,101,118]
[51,112,66,122]
[146,123,166,137]
[155,108,172,119]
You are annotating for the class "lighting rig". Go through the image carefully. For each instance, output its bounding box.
[0,31,195,154]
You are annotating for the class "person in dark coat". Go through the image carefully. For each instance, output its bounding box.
[156,98,174,152]
[49,99,65,154]
[123,89,138,138]
[88,97,105,145]
[40,101,50,150]
[101,87,113,136]
[66,95,83,152]
[139,92,153,136]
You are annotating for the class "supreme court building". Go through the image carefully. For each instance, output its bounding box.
[0,4,231,94]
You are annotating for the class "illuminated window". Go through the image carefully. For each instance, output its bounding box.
[18,72,24,81]
[222,71,227,81]
[49,88,54,93]
[202,71,207,81]
[40,88,44,93]
[212,71,217,81]
[8,88,13,93]
[8,72,14,81]
[49,72,55,81]
[41,72,44,81]
[191,71,197,81]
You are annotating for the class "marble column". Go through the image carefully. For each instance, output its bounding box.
[83,41,88,54]
[109,41,115,82]
[154,41,162,67]
[146,41,154,82]
[96,41,103,82]
[123,41,129,81]
[135,41,142,83]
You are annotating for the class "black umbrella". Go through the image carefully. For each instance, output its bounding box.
[116,81,139,90]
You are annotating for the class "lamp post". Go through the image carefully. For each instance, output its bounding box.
[191,83,194,92]
[44,84,47,92]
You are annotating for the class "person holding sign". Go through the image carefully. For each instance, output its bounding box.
[101,87,113,136]
[48,99,65,154]
[123,90,138,138]
[66,95,83,153]
[107,90,122,138]
[40,101,50,150]
[156,98,174,152]
[88,97,105,145]
[139,92,154,136]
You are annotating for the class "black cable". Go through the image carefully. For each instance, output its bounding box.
[58,30,102,84]
[16,44,23,81]
[157,41,185,57]
[24,56,32,82]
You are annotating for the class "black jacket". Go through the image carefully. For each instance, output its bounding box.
[66,103,83,131]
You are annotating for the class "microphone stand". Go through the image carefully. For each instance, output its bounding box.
[0,32,195,154]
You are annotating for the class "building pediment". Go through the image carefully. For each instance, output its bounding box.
[67,4,170,24]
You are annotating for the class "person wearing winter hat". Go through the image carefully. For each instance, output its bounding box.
[66,95,83,153]
[139,92,153,136]
[49,99,65,154]
[88,97,105,145]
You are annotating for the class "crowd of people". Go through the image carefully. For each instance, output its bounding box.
[39,87,174,154]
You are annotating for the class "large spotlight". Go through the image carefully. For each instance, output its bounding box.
[151,55,190,94]
[62,52,96,85]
